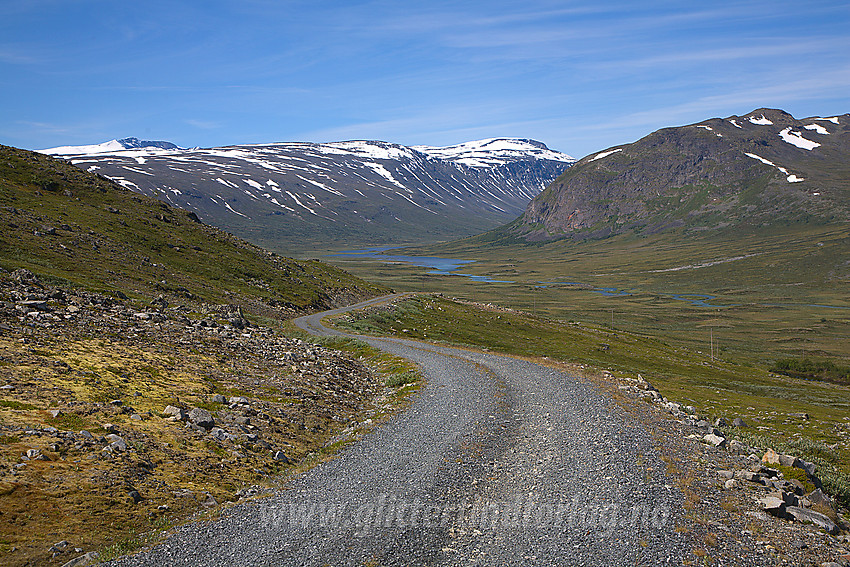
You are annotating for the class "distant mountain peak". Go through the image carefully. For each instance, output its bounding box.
[38,137,182,156]
[413,138,574,168]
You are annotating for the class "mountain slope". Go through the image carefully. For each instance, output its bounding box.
[0,144,386,313]
[43,138,574,253]
[511,109,849,241]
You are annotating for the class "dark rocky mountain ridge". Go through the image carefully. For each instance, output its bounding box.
[512,108,849,241]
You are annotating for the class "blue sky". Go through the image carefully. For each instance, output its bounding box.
[2,0,849,158]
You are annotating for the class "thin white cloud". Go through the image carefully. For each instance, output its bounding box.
[185,119,220,130]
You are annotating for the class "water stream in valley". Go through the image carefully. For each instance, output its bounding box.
[329,247,850,310]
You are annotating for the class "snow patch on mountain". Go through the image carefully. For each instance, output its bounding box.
[779,127,821,151]
[749,115,774,125]
[589,148,623,162]
[804,123,829,135]
[744,152,804,183]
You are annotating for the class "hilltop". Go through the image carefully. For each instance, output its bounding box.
[509,109,849,241]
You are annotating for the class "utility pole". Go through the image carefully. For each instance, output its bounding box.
[710,327,714,362]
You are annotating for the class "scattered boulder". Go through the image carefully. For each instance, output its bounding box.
[210,394,226,404]
[60,551,99,567]
[271,450,290,463]
[714,417,727,427]
[48,409,63,418]
[163,405,186,420]
[209,428,235,442]
[806,488,833,510]
[759,496,786,517]
[732,417,748,427]
[229,396,250,406]
[128,490,143,504]
[785,506,839,534]
[703,433,726,448]
[188,407,215,430]
[778,454,801,468]
[104,434,128,452]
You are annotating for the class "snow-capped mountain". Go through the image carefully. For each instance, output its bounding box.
[40,137,182,156]
[48,138,574,253]
[412,138,572,167]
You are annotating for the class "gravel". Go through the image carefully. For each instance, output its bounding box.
[108,295,693,566]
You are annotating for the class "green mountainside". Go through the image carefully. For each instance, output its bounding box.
[0,145,386,314]
[509,108,849,242]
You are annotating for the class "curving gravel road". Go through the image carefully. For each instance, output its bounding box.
[111,294,691,566]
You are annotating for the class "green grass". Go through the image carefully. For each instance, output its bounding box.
[0,400,36,411]
[326,223,850,368]
[771,357,850,385]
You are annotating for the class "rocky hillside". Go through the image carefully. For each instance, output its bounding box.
[40,138,574,253]
[0,144,386,315]
[0,146,408,565]
[512,109,849,241]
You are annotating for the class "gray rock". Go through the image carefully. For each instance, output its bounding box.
[163,405,186,420]
[211,394,226,404]
[188,407,215,430]
[0,384,15,391]
[724,479,738,489]
[779,491,800,507]
[779,454,801,468]
[785,506,839,534]
[128,490,143,504]
[806,488,833,509]
[732,417,748,427]
[49,409,63,418]
[759,496,786,517]
[105,434,128,452]
[272,450,290,463]
[130,413,142,421]
[209,427,234,442]
[199,491,218,507]
[714,417,727,427]
[78,430,94,441]
[102,423,118,434]
[788,412,809,420]
[229,396,250,406]
[728,439,749,454]
[703,433,726,448]
[61,551,100,567]
[695,419,711,431]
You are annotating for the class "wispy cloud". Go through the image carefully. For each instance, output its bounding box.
[185,119,220,130]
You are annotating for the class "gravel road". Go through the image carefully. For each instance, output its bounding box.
[111,294,692,566]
